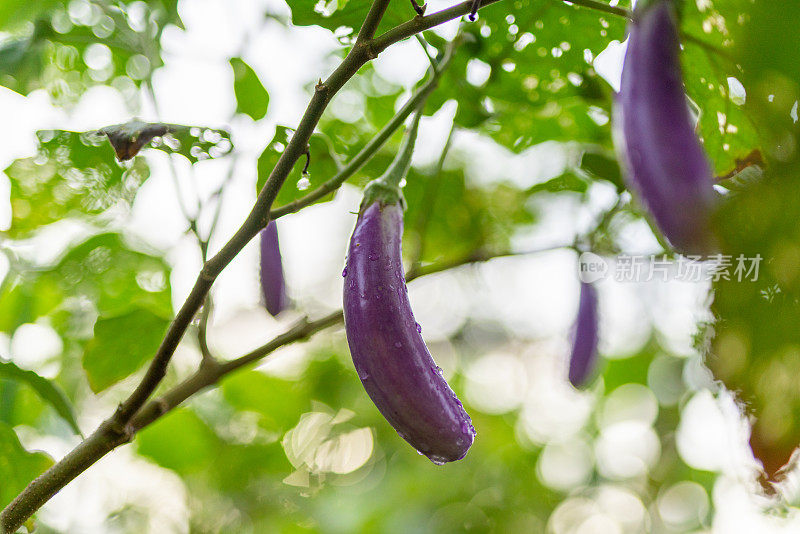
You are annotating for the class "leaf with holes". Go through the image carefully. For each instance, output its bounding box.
[98,121,233,163]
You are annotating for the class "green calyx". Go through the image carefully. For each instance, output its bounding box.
[360,178,405,212]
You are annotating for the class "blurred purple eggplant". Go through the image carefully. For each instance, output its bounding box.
[568,281,599,388]
[259,221,288,316]
[615,0,716,254]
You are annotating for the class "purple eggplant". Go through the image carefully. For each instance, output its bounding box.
[259,221,288,316]
[343,200,475,464]
[615,0,716,254]
[568,281,599,388]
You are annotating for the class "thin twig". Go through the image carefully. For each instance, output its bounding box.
[415,34,439,74]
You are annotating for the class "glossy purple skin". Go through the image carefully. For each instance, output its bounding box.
[568,282,599,388]
[259,221,288,316]
[343,201,475,464]
[616,1,715,255]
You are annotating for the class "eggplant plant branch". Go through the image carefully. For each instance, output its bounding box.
[0,1,508,531]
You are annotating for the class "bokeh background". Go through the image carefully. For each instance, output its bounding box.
[2,0,800,532]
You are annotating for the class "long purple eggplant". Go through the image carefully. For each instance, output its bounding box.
[343,201,475,464]
[615,0,716,254]
[568,281,599,388]
[259,221,288,316]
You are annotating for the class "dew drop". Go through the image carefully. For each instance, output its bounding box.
[415,322,422,333]
[428,455,448,466]
[461,420,476,436]
[368,253,379,261]
[341,267,348,277]
[394,341,402,348]
[358,371,369,381]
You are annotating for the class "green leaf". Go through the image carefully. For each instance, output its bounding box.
[0,422,53,509]
[230,57,269,121]
[285,0,409,38]
[0,360,80,435]
[428,1,625,152]
[706,0,800,482]
[47,233,172,319]
[5,130,150,237]
[0,271,63,333]
[137,408,221,475]
[221,371,306,432]
[0,0,61,31]
[403,166,535,264]
[82,307,169,392]
[680,1,759,174]
[527,173,588,194]
[580,149,623,191]
[256,126,341,208]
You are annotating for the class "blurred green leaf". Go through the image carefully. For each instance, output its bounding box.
[257,126,341,207]
[708,0,800,482]
[0,0,182,99]
[4,130,150,237]
[580,149,622,189]
[0,422,53,509]
[403,166,535,264]
[285,0,410,39]
[137,408,221,475]
[230,57,269,121]
[428,1,624,152]
[527,173,588,194]
[221,371,307,432]
[0,0,61,30]
[82,306,169,392]
[48,233,172,318]
[0,270,63,333]
[1,233,171,350]
[0,381,46,428]
[0,360,80,435]
[680,1,759,174]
